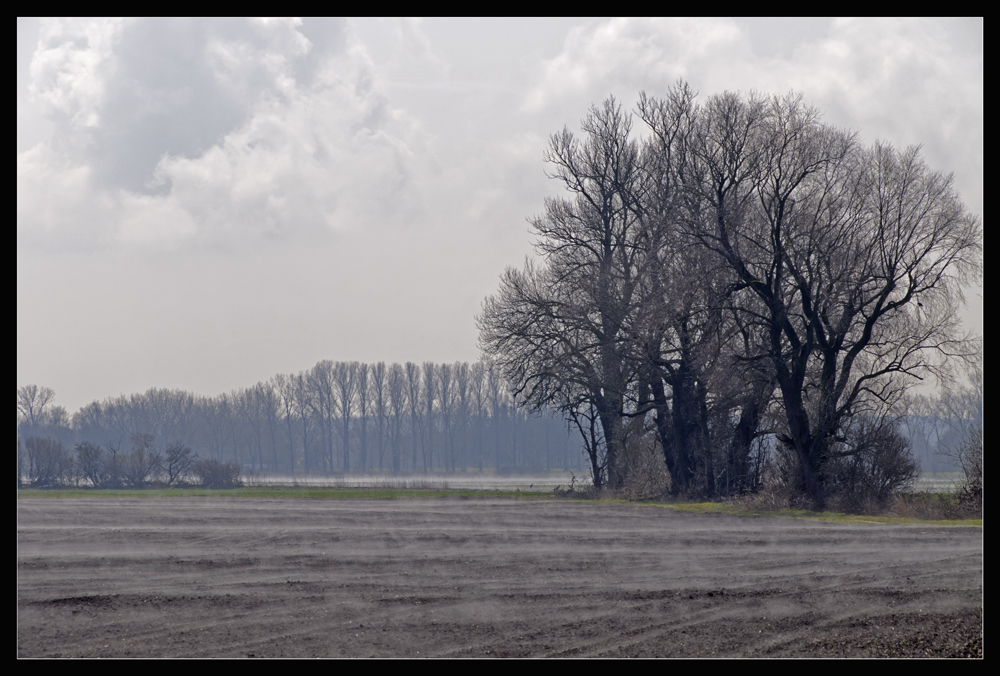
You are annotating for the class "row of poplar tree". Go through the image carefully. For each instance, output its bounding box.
[16,360,583,486]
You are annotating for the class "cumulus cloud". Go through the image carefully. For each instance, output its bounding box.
[28,18,122,130]
[18,17,431,251]
[390,17,449,76]
[520,17,981,214]
[785,20,981,174]
[521,18,750,114]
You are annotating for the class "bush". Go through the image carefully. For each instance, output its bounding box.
[726,480,798,512]
[888,493,971,521]
[617,440,669,500]
[954,427,982,514]
[162,442,197,486]
[192,459,243,489]
[828,417,919,513]
[117,434,162,488]
[76,441,113,488]
[23,437,74,487]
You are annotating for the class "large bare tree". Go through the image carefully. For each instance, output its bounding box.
[479,97,648,488]
[667,88,982,505]
[482,82,980,503]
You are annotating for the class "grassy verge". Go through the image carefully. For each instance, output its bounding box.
[16,486,980,526]
[15,486,554,501]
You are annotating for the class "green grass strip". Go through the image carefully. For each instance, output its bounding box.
[16,486,554,500]
[16,487,980,526]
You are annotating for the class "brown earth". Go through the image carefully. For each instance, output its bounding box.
[17,496,982,658]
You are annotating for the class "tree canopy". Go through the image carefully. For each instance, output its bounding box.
[479,81,982,506]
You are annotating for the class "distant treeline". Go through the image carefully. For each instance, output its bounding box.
[16,365,978,492]
[16,362,584,486]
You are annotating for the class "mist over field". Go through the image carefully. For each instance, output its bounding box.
[18,497,983,657]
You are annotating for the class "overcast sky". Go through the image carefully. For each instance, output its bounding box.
[17,17,983,415]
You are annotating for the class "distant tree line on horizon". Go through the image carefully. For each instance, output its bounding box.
[16,359,981,495]
[17,361,583,488]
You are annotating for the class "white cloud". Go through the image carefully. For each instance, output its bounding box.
[29,18,123,129]
[521,18,749,113]
[391,17,449,76]
[520,17,981,215]
[18,17,433,251]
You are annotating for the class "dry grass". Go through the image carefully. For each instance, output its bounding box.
[887,493,982,521]
[713,484,984,523]
[617,444,670,501]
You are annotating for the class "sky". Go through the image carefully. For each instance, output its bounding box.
[17,18,983,415]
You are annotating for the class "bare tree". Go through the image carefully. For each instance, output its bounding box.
[274,373,300,474]
[162,442,197,486]
[405,362,424,472]
[371,362,389,472]
[387,363,409,473]
[258,381,282,472]
[333,361,358,472]
[121,433,162,487]
[669,88,982,505]
[17,385,55,427]
[482,82,980,505]
[934,349,983,508]
[422,361,438,473]
[308,361,337,473]
[236,386,266,471]
[438,363,455,471]
[484,362,510,473]
[626,84,780,497]
[75,441,109,488]
[470,361,487,471]
[453,361,471,471]
[198,394,235,463]
[479,97,648,488]
[292,372,316,473]
[355,362,370,472]
[23,436,72,487]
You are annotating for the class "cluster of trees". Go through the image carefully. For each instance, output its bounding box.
[17,360,582,487]
[18,431,241,489]
[479,82,982,507]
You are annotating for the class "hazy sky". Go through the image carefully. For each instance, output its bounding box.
[17,18,983,414]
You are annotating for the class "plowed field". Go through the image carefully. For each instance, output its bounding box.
[17,497,982,658]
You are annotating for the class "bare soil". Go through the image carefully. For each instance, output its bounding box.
[17,496,982,658]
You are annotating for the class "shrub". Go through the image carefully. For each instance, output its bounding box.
[121,447,162,488]
[23,436,74,487]
[76,441,112,488]
[192,459,243,489]
[162,442,197,486]
[954,427,982,515]
[828,417,919,513]
[888,492,969,521]
[112,433,163,488]
[617,440,669,500]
